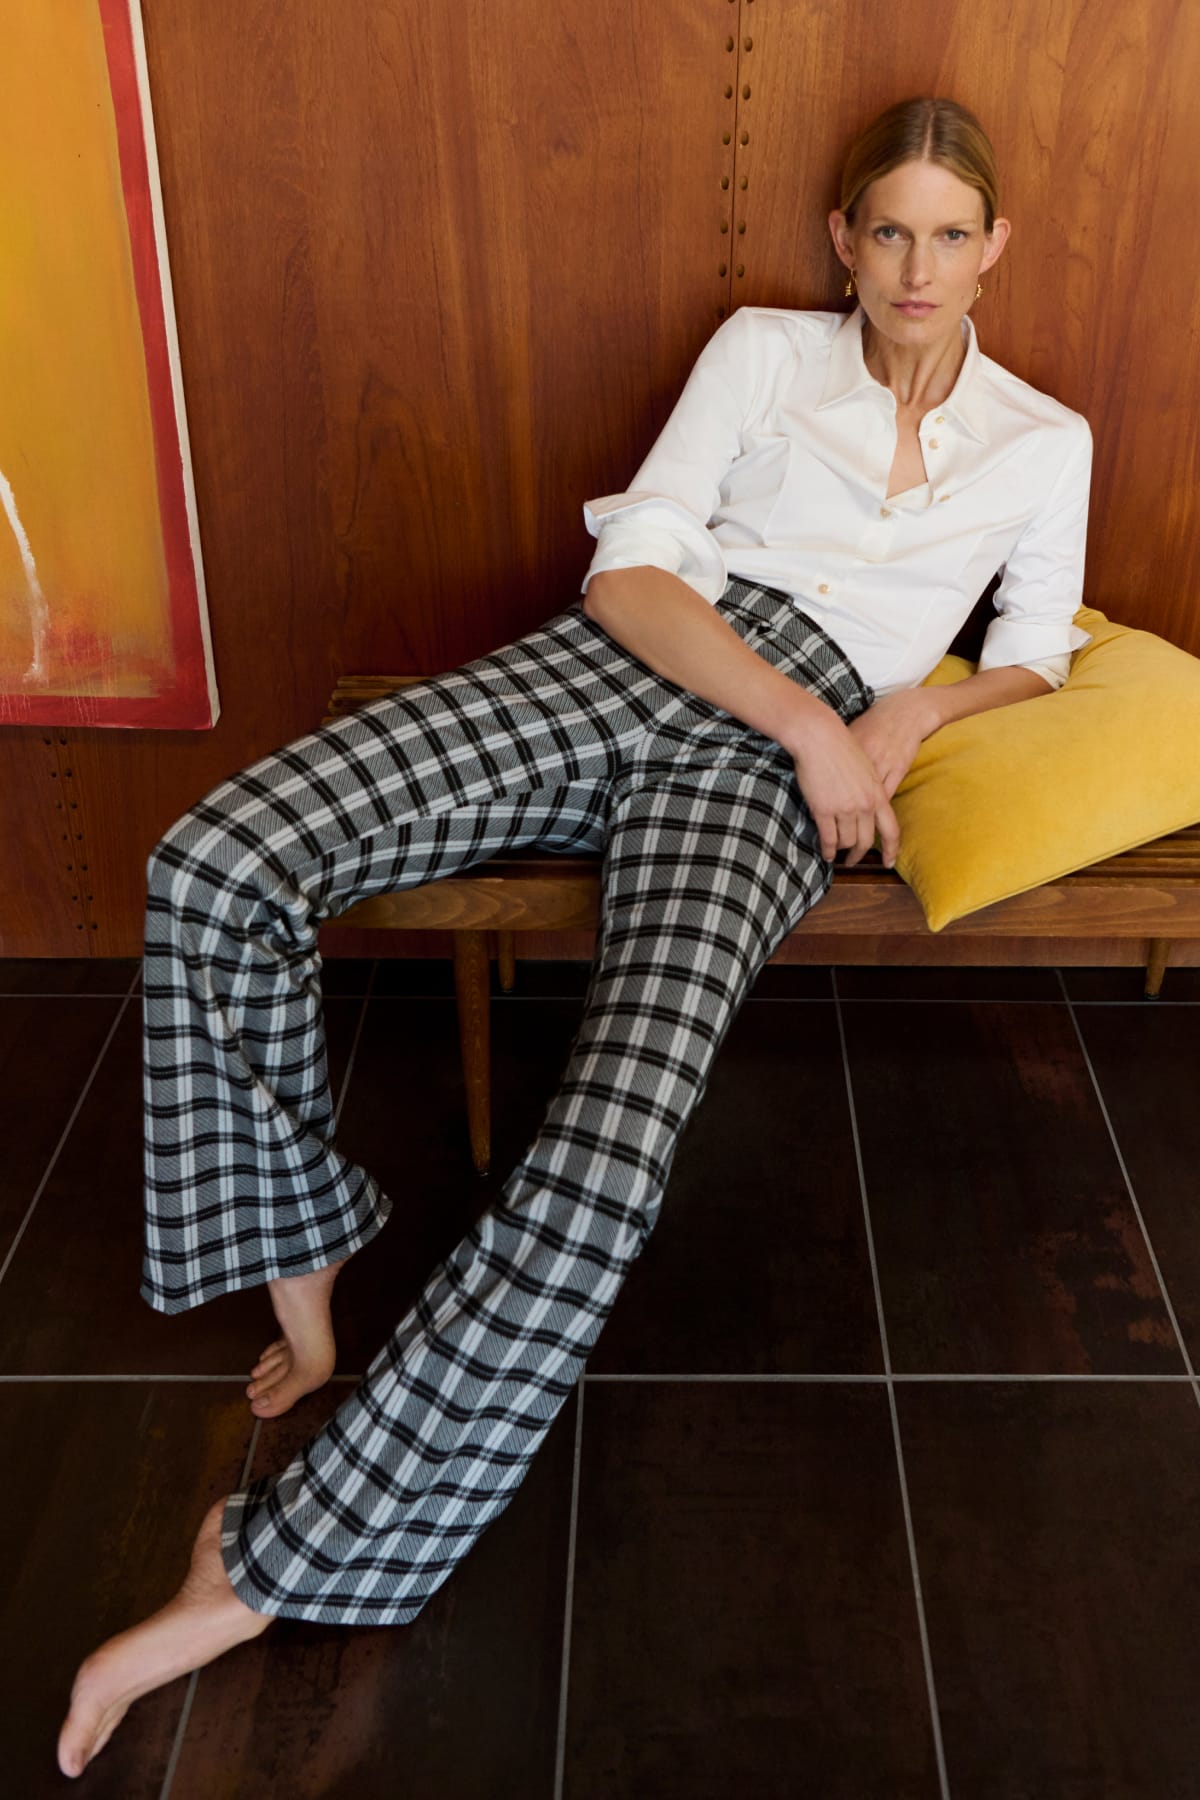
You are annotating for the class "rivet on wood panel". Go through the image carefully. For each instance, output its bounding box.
[721,220,730,233]
[738,221,746,234]
[742,85,751,98]
[718,307,727,318]
[725,35,734,50]
[740,131,749,145]
[721,176,730,189]
[724,84,733,97]
[744,37,753,50]
[719,261,728,276]
[736,264,745,277]
[722,131,731,144]
[739,176,748,189]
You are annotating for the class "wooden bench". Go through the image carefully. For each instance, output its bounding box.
[324,675,1200,1173]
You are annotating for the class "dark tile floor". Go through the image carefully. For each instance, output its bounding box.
[4,956,1200,1797]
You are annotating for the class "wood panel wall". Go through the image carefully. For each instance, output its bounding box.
[3,0,1198,957]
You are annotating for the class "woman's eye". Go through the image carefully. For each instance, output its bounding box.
[875,226,899,241]
[944,229,967,242]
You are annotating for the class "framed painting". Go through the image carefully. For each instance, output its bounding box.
[0,0,218,729]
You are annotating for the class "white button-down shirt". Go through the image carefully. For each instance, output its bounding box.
[581,306,1093,695]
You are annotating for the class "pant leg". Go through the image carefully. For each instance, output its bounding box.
[218,585,873,1623]
[142,605,673,1315]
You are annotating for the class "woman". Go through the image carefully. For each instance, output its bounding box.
[59,96,1090,1775]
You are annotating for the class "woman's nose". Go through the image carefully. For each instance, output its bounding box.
[902,247,933,288]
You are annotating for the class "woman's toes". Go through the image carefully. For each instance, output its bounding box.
[246,1367,287,1402]
[249,1390,288,1418]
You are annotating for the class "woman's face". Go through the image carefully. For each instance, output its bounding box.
[829,158,1010,350]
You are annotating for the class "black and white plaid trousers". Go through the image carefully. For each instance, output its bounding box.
[143,577,873,1622]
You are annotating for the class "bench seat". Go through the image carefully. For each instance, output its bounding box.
[324,675,1200,1171]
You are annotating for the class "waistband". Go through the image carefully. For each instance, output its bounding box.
[715,576,876,715]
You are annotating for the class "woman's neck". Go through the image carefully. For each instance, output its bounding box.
[861,314,966,412]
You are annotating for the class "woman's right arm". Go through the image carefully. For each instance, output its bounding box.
[584,564,900,868]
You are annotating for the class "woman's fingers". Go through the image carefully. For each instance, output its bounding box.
[840,811,875,868]
[876,796,901,867]
[818,796,901,868]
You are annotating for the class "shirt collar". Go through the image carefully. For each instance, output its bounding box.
[816,306,988,443]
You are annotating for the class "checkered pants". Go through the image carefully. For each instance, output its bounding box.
[143,577,873,1622]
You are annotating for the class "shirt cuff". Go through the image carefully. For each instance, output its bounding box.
[581,494,728,602]
[977,614,1093,676]
[1014,652,1072,691]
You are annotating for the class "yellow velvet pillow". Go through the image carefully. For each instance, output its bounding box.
[892,606,1200,931]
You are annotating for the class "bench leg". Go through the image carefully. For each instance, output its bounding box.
[496,930,517,993]
[452,931,491,1174]
[1144,938,1171,999]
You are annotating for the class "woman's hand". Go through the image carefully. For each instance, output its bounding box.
[846,689,942,801]
[787,708,901,867]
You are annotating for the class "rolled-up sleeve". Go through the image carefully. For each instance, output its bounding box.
[580,310,755,604]
[978,417,1094,688]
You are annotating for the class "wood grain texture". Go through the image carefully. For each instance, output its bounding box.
[737,0,1200,650]
[0,726,93,953]
[5,0,1200,955]
[3,0,732,954]
[497,930,1200,967]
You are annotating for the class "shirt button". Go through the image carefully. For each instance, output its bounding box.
[935,414,946,424]
[818,583,830,594]
[939,494,950,503]
[879,506,892,518]
[928,437,940,449]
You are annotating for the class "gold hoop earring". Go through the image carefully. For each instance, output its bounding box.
[844,268,856,298]
[976,281,983,299]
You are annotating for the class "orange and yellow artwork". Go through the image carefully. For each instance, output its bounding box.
[0,0,217,728]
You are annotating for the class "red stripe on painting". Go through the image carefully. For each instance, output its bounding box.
[90,0,213,729]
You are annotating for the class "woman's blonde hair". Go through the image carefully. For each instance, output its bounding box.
[840,98,1000,231]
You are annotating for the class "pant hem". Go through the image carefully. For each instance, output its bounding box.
[139,1185,392,1315]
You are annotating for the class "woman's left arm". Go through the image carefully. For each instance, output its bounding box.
[851,415,1094,799]
[847,667,1052,800]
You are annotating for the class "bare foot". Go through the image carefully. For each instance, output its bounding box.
[57,1498,270,1779]
[245,1256,347,1418]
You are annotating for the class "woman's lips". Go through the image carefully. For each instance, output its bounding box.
[893,302,937,316]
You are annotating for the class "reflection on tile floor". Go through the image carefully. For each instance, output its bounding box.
[4,958,1199,1797]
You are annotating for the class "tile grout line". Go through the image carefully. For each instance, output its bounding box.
[0,965,141,1297]
[0,990,142,999]
[159,1418,264,1800]
[1056,969,1200,1413]
[832,968,952,1800]
[333,961,377,1127]
[483,995,1200,1008]
[0,1373,368,1383]
[553,1376,587,1800]
[579,1371,1198,1383]
[2,1370,1196,1384]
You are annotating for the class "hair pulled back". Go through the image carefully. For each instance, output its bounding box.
[840,98,1000,231]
